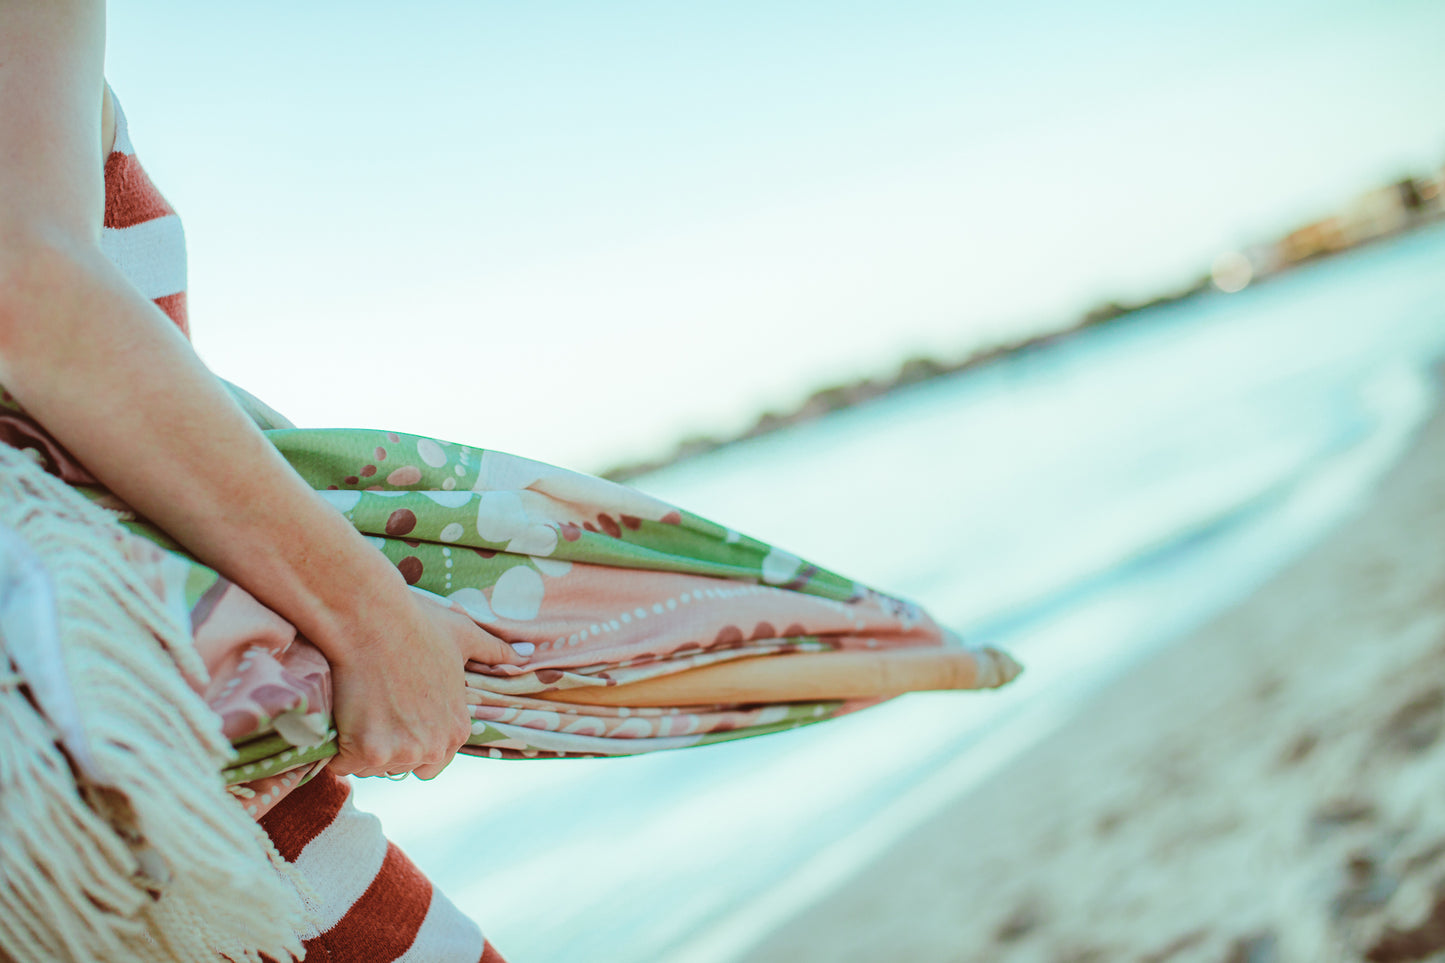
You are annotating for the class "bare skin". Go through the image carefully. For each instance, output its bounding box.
[0,1,525,780]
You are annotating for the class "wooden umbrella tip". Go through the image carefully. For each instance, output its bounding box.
[978,647,1024,688]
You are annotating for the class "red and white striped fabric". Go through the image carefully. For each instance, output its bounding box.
[102,92,189,337]
[101,90,508,962]
[260,773,507,963]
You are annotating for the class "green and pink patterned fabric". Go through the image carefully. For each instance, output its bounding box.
[2,394,996,820]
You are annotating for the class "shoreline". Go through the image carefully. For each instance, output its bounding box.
[601,214,1445,484]
[736,382,1445,961]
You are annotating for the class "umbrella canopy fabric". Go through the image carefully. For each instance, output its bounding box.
[3,409,1020,820]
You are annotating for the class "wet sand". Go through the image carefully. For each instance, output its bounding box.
[745,401,1445,963]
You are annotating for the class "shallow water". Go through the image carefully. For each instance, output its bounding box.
[354,223,1445,963]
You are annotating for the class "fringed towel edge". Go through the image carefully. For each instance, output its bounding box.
[0,445,314,963]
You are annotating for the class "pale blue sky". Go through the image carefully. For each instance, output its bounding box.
[107,1,1445,469]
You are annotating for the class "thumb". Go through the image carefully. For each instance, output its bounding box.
[463,622,533,666]
[432,602,532,665]
[409,588,532,664]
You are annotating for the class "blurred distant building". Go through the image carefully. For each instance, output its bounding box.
[1280,217,1347,264]
[1210,251,1253,293]
[1417,170,1443,210]
[1243,241,1282,276]
[1338,184,1411,244]
[1217,241,1283,289]
[1275,176,1440,268]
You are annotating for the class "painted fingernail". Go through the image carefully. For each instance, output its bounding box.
[511,642,535,657]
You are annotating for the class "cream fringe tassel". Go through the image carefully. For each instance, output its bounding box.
[0,446,313,962]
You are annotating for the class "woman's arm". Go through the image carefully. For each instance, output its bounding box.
[0,0,522,780]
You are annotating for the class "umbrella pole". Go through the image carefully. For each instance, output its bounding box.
[538,646,1021,708]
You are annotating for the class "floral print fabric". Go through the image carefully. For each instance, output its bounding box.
[1,393,1005,820]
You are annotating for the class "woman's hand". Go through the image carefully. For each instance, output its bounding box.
[326,595,526,780]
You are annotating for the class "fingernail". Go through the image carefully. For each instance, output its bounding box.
[511,642,535,657]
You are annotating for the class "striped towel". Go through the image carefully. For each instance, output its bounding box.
[261,772,508,962]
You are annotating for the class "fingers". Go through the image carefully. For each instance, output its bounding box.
[332,745,460,780]
[465,623,532,665]
[323,593,515,784]
[466,627,532,666]
[329,710,472,779]
[409,588,533,665]
[430,603,532,666]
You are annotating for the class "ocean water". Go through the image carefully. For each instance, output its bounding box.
[353,222,1445,962]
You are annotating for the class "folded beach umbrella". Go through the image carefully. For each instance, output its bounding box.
[1,400,1020,820]
[157,428,1021,813]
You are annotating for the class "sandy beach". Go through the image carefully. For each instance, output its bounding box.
[745,394,1445,962]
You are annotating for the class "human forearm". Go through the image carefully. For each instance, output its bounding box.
[0,239,525,778]
[0,239,407,659]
